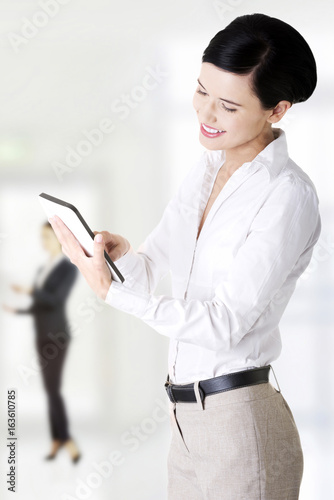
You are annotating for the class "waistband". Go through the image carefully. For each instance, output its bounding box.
[164,366,271,404]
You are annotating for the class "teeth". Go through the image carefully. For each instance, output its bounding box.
[202,124,224,133]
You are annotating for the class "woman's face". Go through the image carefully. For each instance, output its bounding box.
[193,62,276,155]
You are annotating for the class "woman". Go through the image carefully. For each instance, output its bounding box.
[4,222,81,463]
[50,14,320,499]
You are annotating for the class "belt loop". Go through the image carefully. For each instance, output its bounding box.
[194,381,204,410]
[270,365,281,393]
[165,375,176,403]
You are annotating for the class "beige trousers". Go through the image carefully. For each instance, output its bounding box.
[167,383,303,500]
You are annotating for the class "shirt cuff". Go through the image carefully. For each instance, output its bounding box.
[105,280,150,317]
[114,246,139,275]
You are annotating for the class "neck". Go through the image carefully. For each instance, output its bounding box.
[224,126,275,176]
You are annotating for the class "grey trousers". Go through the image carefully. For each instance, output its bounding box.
[167,382,303,500]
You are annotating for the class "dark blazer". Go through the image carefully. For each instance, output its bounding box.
[18,257,77,342]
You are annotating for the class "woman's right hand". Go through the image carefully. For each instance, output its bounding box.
[11,284,32,294]
[93,231,130,262]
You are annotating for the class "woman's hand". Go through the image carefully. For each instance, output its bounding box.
[93,231,130,261]
[2,304,17,313]
[49,216,112,300]
[11,284,32,295]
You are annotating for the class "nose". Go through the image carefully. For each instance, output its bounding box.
[198,98,218,125]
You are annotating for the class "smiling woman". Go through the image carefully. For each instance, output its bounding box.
[49,12,320,500]
[193,64,290,161]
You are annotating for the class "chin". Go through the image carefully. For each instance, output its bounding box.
[199,134,224,151]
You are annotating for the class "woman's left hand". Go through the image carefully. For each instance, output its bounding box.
[49,216,112,300]
[2,304,17,313]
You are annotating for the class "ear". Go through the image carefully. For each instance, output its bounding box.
[267,101,292,124]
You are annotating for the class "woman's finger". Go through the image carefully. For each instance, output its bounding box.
[49,216,85,264]
[94,230,112,239]
[93,233,108,271]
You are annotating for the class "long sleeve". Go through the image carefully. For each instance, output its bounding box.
[105,176,320,351]
[32,265,77,310]
[16,307,34,315]
[16,262,77,314]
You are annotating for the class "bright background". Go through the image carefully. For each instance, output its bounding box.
[0,1,333,499]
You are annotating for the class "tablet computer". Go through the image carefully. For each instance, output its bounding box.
[38,193,125,283]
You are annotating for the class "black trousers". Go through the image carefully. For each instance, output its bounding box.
[36,336,71,442]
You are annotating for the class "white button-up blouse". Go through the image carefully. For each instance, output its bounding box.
[105,129,321,384]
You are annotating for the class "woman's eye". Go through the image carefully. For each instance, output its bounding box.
[222,103,236,113]
[196,88,237,113]
[196,89,236,113]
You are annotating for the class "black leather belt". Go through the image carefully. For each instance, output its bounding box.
[164,366,271,403]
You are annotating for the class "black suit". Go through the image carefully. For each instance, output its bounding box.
[18,257,77,442]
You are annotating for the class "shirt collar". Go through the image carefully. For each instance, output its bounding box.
[252,128,289,182]
[205,128,289,183]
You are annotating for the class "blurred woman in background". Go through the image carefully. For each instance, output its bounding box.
[4,221,80,463]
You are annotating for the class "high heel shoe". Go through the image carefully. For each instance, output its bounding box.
[64,439,81,464]
[72,453,81,464]
[44,440,63,460]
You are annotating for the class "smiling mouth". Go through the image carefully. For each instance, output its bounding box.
[201,123,226,138]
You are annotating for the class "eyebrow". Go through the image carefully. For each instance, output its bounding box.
[197,79,242,107]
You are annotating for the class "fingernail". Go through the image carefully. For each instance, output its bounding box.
[95,234,102,243]
[48,217,54,223]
